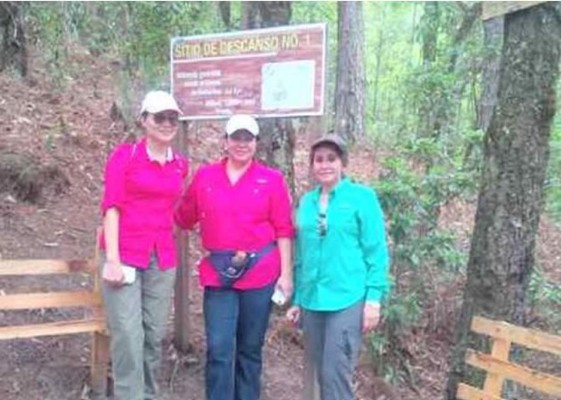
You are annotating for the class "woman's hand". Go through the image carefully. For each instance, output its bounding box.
[286,305,301,326]
[102,260,125,287]
[362,302,381,333]
[275,272,294,303]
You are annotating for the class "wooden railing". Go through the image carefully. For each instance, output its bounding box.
[457,316,561,400]
[0,258,110,398]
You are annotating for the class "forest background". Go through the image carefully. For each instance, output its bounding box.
[0,2,560,400]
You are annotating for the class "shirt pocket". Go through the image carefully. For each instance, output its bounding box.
[198,183,221,221]
[237,184,270,223]
[296,207,319,241]
[331,204,359,236]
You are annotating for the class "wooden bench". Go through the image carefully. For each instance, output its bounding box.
[0,258,110,397]
[457,315,561,399]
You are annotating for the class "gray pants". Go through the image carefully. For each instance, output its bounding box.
[101,257,176,400]
[302,300,363,400]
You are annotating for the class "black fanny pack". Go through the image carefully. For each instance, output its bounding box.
[207,242,277,287]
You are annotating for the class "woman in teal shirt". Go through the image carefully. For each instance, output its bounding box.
[287,134,390,400]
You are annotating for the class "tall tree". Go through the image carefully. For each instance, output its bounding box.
[242,2,296,194]
[417,2,481,141]
[218,1,231,29]
[445,4,561,398]
[476,18,503,133]
[0,1,27,77]
[462,12,502,168]
[334,1,365,142]
[416,2,440,139]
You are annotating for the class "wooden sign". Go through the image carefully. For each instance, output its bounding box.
[171,23,327,120]
[482,1,547,21]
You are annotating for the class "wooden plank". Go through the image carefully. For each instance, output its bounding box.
[90,331,110,399]
[483,338,511,395]
[90,238,110,400]
[466,349,561,396]
[0,319,106,340]
[482,2,547,20]
[173,220,190,352]
[457,383,503,400]
[0,291,103,310]
[472,316,561,357]
[0,259,95,276]
[173,122,190,353]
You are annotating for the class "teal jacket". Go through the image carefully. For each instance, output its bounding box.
[293,178,390,311]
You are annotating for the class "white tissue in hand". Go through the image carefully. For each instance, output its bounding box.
[271,288,286,306]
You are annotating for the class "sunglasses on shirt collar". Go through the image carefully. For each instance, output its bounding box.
[318,212,327,237]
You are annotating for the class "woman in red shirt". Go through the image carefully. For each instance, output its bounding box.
[100,91,188,400]
[174,114,294,400]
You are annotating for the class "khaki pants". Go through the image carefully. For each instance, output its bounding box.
[101,256,176,400]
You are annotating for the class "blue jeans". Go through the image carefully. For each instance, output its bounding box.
[203,283,275,400]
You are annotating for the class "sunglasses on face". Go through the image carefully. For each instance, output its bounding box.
[153,112,179,126]
[229,130,256,142]
[313,154,339,164]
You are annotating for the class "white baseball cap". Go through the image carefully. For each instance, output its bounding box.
[140,91,182,115]
[225,114,259,136]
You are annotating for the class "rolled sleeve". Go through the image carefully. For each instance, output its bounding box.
[359,188,390,303]
[270,173,295,238]
[101,144,132,214]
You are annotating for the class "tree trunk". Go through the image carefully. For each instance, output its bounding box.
[371,7,385,121]
[334,1,365,142]
[445,4,561,399]
[241,2,296,195]
[418,3,481,235]
[0,1,27,77]
[417,2,439,139]
[218,1,231,29]
[462,16,504,168]
[477,18,504,133]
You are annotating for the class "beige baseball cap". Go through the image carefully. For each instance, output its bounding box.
[225,114,259,136]
[140,91,182,114]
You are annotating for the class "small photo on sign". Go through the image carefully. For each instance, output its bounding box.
[261,60,315,111]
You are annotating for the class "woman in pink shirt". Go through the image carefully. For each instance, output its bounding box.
[174,114,294,400]
[100,91,188,400]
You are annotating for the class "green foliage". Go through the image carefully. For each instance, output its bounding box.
[25,2,226,129]
[368,137,477,384]
[119,3,218,82]
[545,110,561,223]
[367,292,421,382]
[26,3,68,87]
[376,139,473,278]
[292,2,338,120]
[25,3,223,100]
[527,266,561,330]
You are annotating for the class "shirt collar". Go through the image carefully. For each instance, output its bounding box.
[312,177,350,200]
[141,138,174,163]
[221,157,256,173]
